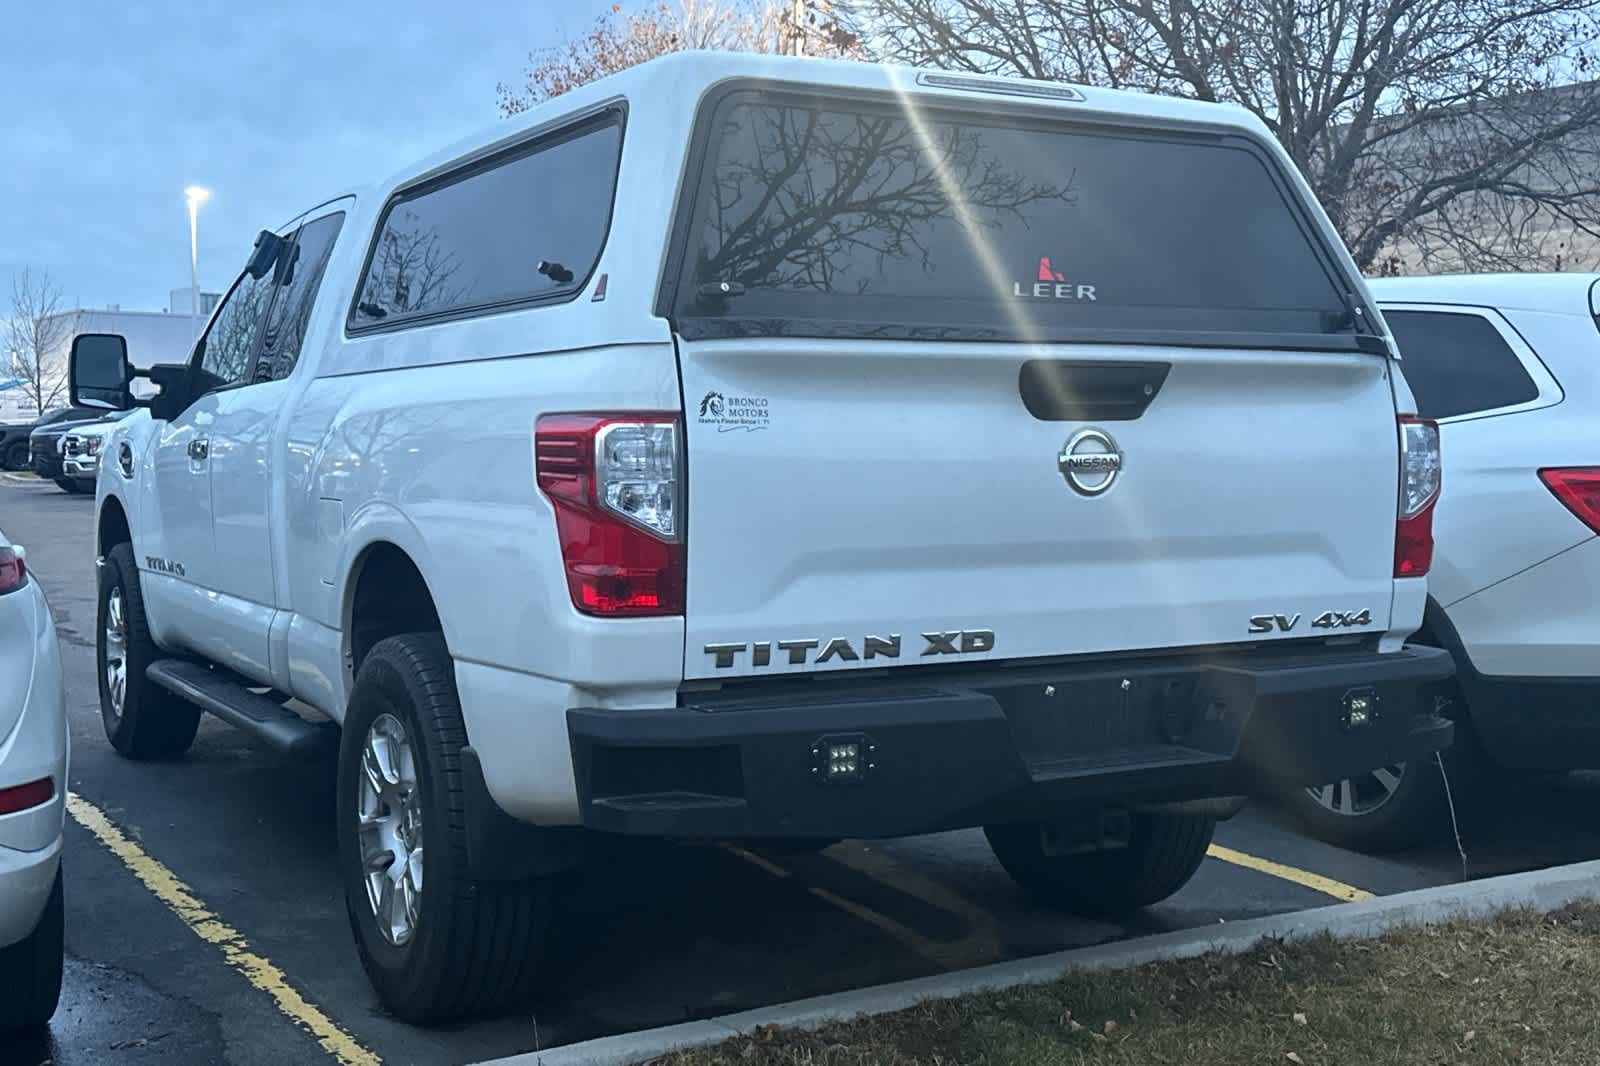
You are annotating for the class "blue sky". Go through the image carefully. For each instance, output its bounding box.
[1,1,615,312]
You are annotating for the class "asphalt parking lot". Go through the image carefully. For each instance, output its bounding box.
[6,473,1600,1066]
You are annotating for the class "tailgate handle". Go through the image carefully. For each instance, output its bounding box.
[1018,360,1171,422]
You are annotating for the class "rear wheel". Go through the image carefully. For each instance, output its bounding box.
[1283,689,1482,853]
[0,868,64,1031]
[338,633,551,1023]
[98,543,201,759]
[985,812,1214,916]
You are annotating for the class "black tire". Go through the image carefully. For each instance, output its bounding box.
[2,441,27,471]
[98,543,201,759]
[338,633,552,1023]
[0,867,64,1031]
[53,478,75,492]
[985,813,1215,916]
[1282,720,1484,853]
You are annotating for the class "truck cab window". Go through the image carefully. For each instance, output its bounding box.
[254,211,345,383]
[195,267,278,393]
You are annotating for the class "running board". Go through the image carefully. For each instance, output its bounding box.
[145,659,337,759]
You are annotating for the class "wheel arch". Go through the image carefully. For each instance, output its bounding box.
[343,540,445,678]
[1419,596,1478,721]
[97,494,133,557]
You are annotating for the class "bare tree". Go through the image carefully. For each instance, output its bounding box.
[691,103,1076,293]
[497,0,860,114]
[851,0,1600,272]
[5,268,76,416]
[356,219,468,321]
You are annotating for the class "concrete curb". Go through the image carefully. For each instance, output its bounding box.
[0,473,41,484]
[480,858,1600,1066]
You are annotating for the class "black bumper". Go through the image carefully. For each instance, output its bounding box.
[569,644,1455,839]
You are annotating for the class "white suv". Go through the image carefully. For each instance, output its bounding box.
[1288,273,1599,850]
[70,54,1451,1021]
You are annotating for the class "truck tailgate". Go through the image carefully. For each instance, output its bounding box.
[679,340,1398,679]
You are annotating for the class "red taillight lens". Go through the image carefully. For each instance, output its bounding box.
[0,777,54,815]
[1395,416,1441,578]
[1539,467,1600,534]
[536,413,683,617]
[0,547,25,594]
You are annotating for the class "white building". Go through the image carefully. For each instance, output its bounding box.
[0,299,217,423]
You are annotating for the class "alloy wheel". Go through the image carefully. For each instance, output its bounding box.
[1305,764,1407,817]
[103,587,127,720]
[357,713,425,946]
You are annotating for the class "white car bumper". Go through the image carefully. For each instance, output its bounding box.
[0,579,69,949]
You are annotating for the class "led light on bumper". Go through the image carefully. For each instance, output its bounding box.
[811,733,875,784]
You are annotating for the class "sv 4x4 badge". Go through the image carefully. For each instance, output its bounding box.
[704,629,996,669]
[1249,609,1372,634]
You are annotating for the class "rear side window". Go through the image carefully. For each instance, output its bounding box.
[1384,310,1539,419]
[667,91,1363,345]
[349,112,623,331]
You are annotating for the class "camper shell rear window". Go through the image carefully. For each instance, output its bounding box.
[661,85,1379,350]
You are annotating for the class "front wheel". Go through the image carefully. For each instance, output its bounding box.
[338,633,551,1023]
[985,812,1215,916]
[2,441,27,471]
[98,543,201,759]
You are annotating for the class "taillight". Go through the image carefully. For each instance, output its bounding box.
[1395,416,1441,578]
[0,546,26,595]
[1539,467,1600,534]
[0,777,53,815]
[535,413,683,617]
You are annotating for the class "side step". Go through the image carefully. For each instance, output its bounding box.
[146,659,337,759]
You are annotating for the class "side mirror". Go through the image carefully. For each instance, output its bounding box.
[245,229,290,280]
[69,333,134,411]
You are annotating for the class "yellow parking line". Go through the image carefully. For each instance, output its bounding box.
[67,793,381,1066]
[722,844,792,879]
[1206,842,1376,902]
[724,845,959,966]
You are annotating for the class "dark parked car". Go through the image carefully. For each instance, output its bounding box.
[1,407,98,471]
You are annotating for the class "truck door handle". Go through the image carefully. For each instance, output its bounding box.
[188,438,209,462]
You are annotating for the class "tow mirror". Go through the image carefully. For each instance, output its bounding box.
[69,333,134,411]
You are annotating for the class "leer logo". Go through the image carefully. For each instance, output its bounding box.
[1013,256,1097,302]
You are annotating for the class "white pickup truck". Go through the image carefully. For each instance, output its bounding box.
[70,53,1452,1022]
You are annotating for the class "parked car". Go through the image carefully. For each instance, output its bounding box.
[31,411,127,492]
[71,53,1452,1022]
[2,407,98,472]
[0,532,68,1031]
[1286,273,1600,851]
[59,418,126,494]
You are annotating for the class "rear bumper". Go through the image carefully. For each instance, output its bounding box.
[568,645,1455,839]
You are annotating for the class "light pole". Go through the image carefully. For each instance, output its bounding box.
[184,185,211,342]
